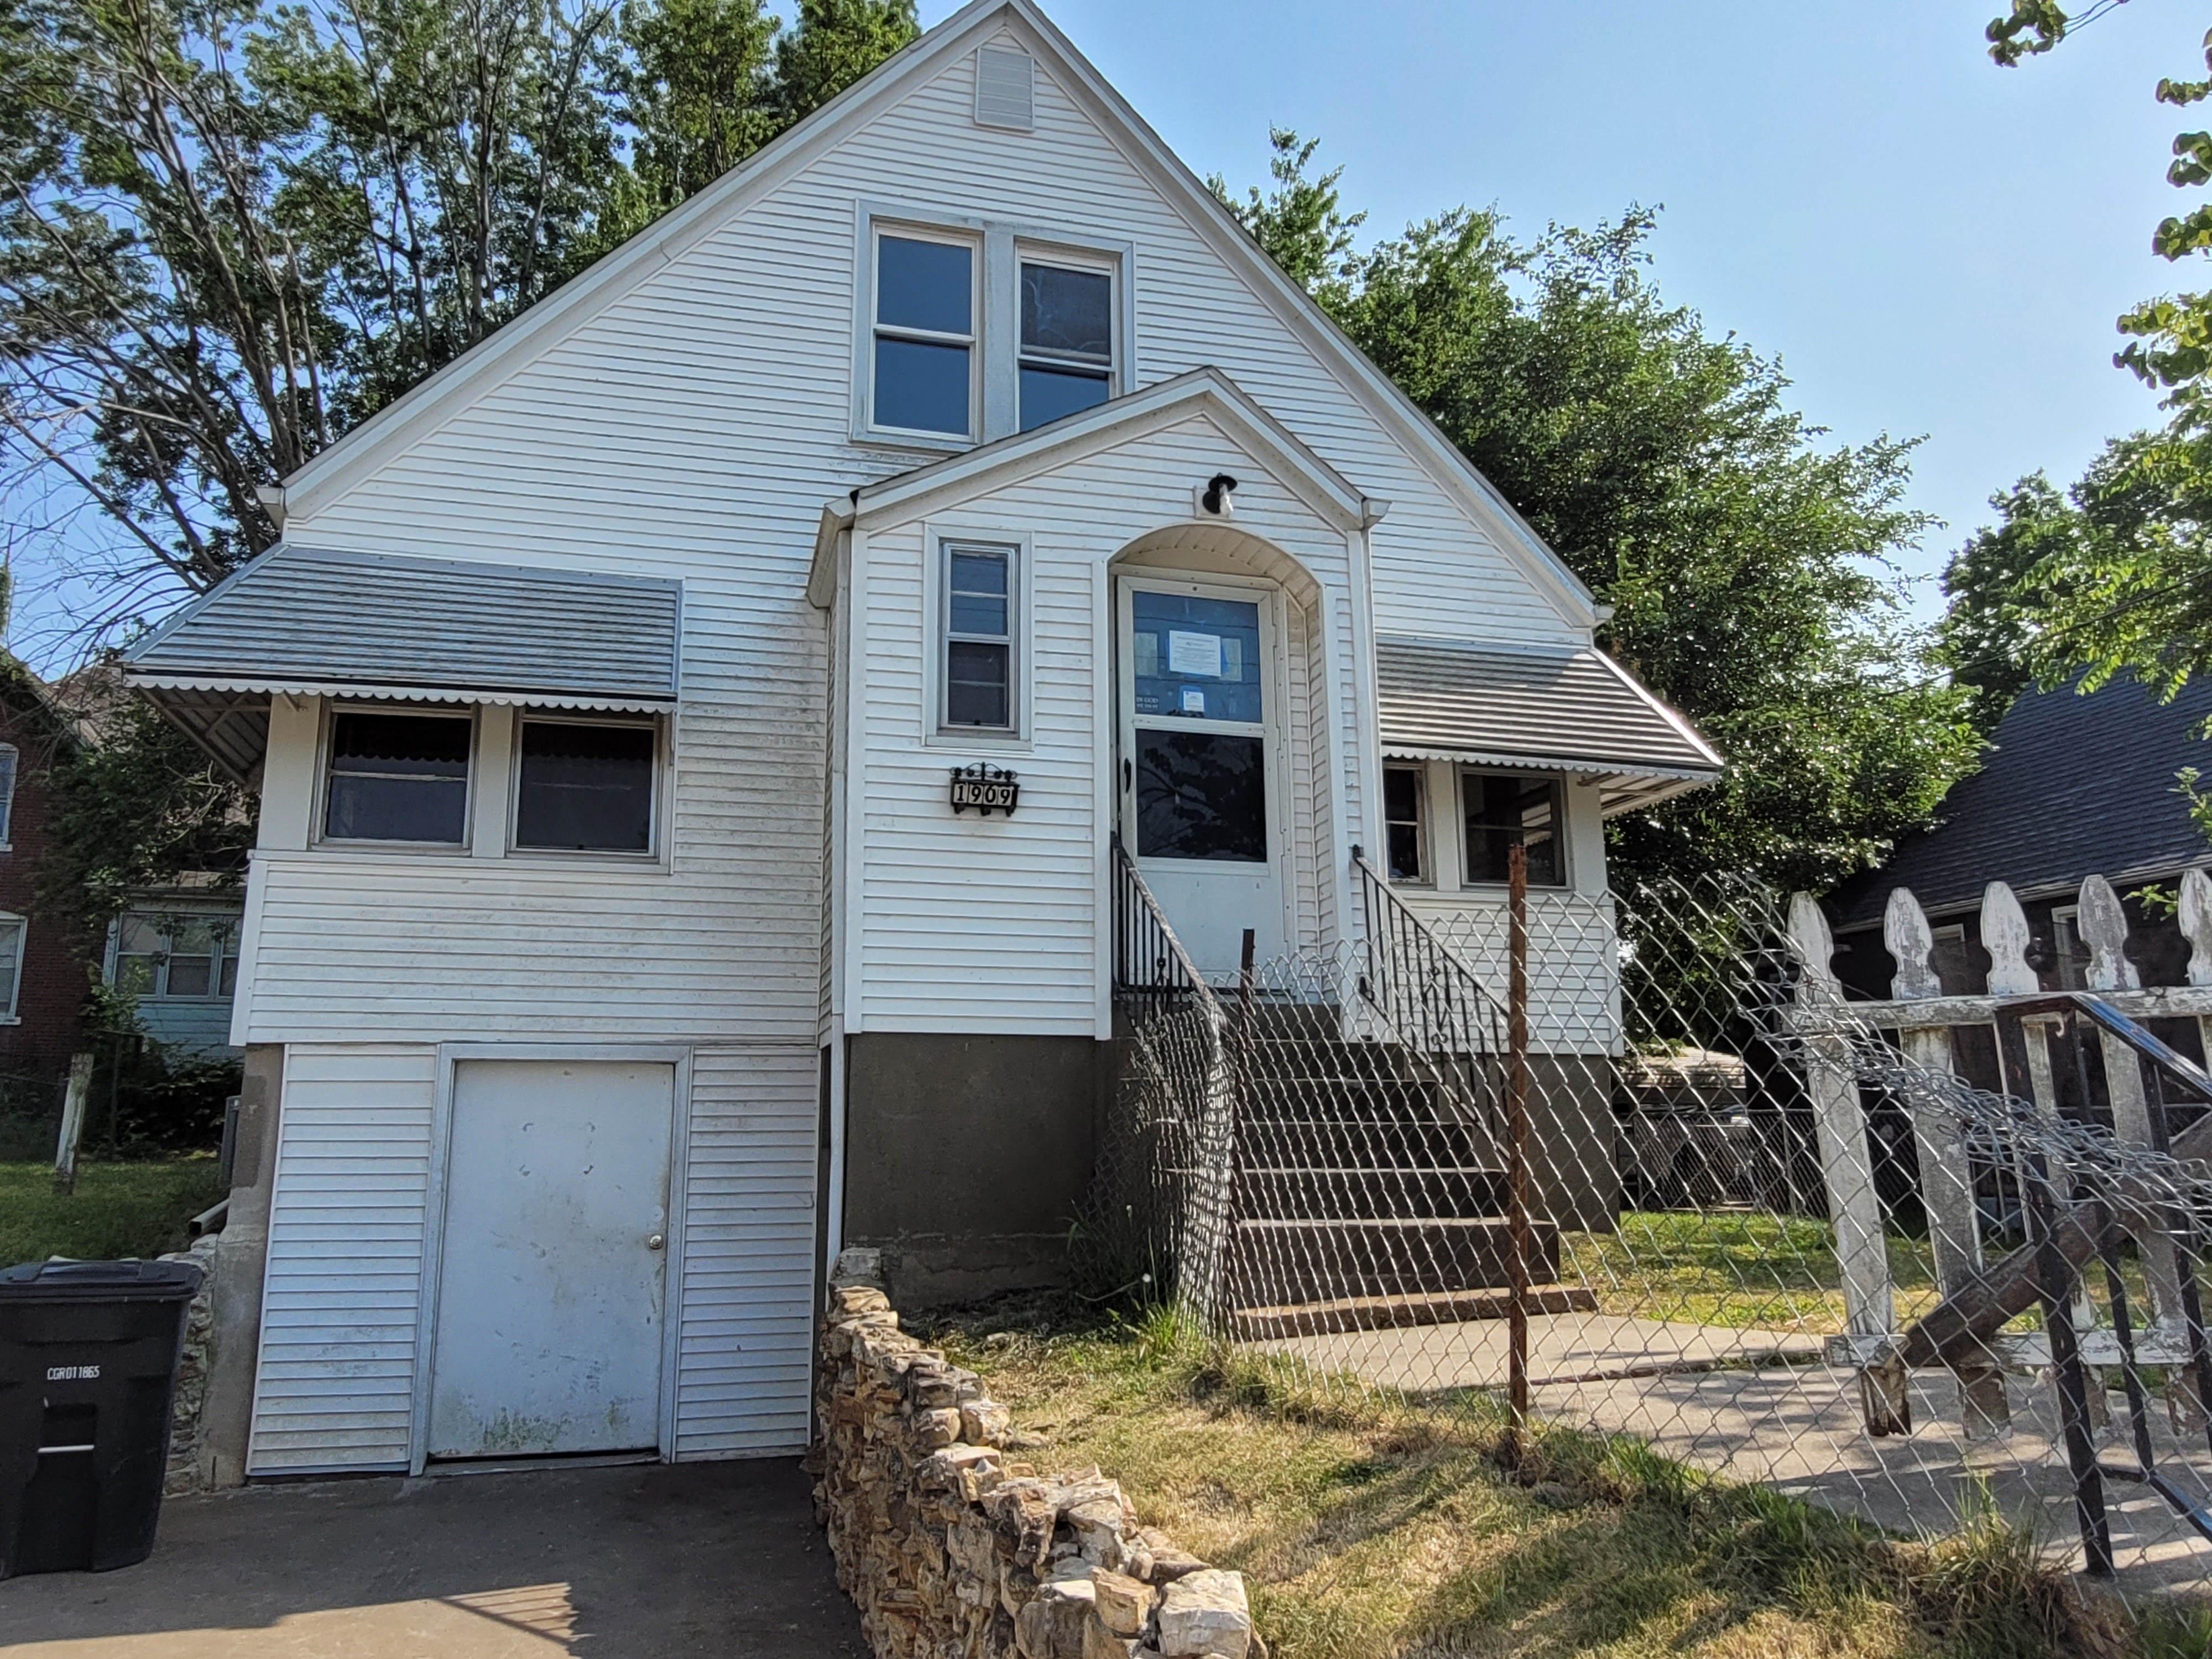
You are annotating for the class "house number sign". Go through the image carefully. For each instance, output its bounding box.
[949,763,1019,817]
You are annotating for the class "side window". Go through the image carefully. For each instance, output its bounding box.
[0,744,15,847]
[1018,259,1112,431]
[324,709,473,844]
[1930,922,1976,997]
[0,914,22,1019]
[942,542,1018,732]
[1461,770,1567,888]
[513,716,659,854]
[111,913,238,999]
[1383,765,1427,883]
[873,231,976,437]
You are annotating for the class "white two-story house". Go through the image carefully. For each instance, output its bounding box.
[124,0,1718,1484]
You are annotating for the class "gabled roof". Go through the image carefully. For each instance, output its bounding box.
[1827,675,2212,931]
[806,366,1376,604]
[268,0,1598,627]
[1374,636,1722,816]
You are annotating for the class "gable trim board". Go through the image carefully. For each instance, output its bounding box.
[268,0,1595,630]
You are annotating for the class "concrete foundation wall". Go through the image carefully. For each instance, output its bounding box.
[1526,1054,1621,1233]
[842,1033,1103,1308]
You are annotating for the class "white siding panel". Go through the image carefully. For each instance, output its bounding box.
[265,30,1587,1048]
[247,1044,436,1474]
[674,1045,818,1457]
[855,415,1352,1031]
[1402,891,1621,1056]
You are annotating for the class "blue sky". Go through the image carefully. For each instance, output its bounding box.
[7,2,2195,666]
[956,0,2199,620]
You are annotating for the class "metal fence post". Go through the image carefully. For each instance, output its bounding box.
[1506,843,1531,1451]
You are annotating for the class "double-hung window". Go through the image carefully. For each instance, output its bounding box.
[872,231,977,438]
[1383,765,1427,883]
[1462,769,1567,888]
[513,715,659,854]
[0,913,22,1020]
[1018,259,1113,431]
[942,542,1018,732]
[112,914,237,999]
[323,708,473,844]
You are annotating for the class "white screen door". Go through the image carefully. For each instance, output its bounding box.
[429,1058,674,1459]
[1118,575,1288,975]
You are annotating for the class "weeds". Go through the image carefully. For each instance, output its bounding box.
[928,1293,2198,1658]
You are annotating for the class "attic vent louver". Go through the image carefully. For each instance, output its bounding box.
[975,45,1035,131]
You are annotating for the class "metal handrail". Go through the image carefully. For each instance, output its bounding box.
[1109,836,1226,1019]
[1348,846,1510,1062]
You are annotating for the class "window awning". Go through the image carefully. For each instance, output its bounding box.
[123,545,682,781]
[1375,637,1722,815]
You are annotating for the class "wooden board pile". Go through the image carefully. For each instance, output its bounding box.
[812,1283,1260,1659]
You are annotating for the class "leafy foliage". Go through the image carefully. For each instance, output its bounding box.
[1218,134,1978,889]
[0,0,916,646]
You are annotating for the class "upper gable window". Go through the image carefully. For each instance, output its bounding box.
[1019,259,1113,431]
[872,230,977,438]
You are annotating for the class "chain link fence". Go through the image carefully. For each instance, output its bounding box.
[1083,848,2212,1595]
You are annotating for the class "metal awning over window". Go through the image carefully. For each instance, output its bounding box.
[1375,637,1721,815]
[123,545,682,781]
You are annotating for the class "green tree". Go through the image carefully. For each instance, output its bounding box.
[1937,474,2082,732]
[1220,134,1979,889]
[765,0,917,132]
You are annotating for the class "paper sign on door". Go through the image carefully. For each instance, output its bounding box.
[1167,630,1223,678]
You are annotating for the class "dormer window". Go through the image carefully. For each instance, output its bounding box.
[871,230,977,438]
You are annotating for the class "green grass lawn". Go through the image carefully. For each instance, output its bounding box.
[1560,1211,1943,1334]
[923,1296,2189,1659]
[0,1159,227,1267]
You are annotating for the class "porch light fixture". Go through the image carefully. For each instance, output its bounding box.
[1200,473,1238,517]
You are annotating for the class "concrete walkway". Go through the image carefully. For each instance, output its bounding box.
[0,1458,863,1658]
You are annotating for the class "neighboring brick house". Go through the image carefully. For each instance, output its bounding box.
[0,655,91,1087]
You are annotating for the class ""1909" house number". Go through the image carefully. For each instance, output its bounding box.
[948,764,1019,817]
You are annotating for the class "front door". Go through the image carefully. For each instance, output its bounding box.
[429,1058,674,1460]
[1118,575,1289,975]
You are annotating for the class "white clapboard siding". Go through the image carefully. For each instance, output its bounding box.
[266,24,1583,1046]
[854,414,1357,1030]
[247,1044,437,1474]
[674,1045,820,1458]
[1402,892,1622,1056]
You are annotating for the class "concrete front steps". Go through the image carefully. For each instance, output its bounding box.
[1223,1027,1592,1337]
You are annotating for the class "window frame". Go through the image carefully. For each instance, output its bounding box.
[925,526,1032,748]
[853,206,1134,452]
[1381,763,1430,886]
[0,743,16,851]
[1457,765,1571,890]
[0,911,22,1022]
[864,220,983,445]
[2051,904,2088,990]
[108,910,238,1003]
[1015,244,1118,433]
[315,701,479,853]
[505,709,667,862]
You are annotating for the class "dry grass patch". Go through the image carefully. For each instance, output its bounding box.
[924,1298,2161,1659]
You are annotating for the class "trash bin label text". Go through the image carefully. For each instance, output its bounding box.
[44,1365,98,1381]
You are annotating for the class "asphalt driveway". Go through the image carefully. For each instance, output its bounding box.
[0,1458,863,1657]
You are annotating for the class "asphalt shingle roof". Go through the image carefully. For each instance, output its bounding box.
[1829,675,2212,930]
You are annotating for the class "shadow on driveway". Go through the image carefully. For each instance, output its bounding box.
[0,1457,862,1657]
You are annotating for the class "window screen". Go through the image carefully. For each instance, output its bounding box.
[1462,771,1566,887]
[514,719,656,852]
[325,711,471,843]
[875,235,974,435]
[1019,262,1112,431]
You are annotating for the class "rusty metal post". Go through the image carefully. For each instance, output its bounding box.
[1507,842,1531,1448]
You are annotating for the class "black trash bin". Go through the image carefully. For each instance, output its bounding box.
[0,1259,202,1577]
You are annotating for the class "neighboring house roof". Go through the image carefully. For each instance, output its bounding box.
[1373,637,1723,815]
[266,0,1600,629]
[1828,675,2212,931]
[123,545,683,779]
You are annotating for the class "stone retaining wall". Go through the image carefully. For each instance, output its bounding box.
[811,1282,1261,1659]
[160,1232,220,1496]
